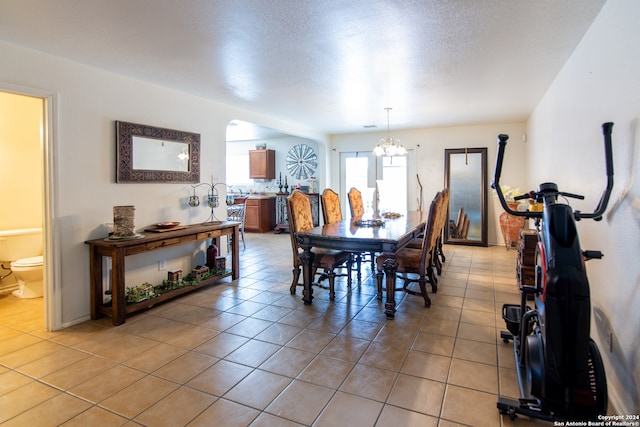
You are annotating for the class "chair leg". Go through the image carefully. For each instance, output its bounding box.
[433,250,442,276]
[375,268,384,300]
[327,270,336,301]
[290,266,300,294]
[228,229,246,252]
[347,257,353,289]
[399,273,410,288]
[437,237,446,263]
[315,267,330,289]
[428,265,437,293]
[418,276,431,307]
[356,254,362,283]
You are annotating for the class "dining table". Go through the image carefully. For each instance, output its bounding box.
[295,211,427,318]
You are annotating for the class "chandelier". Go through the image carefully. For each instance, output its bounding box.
[373,107,407,157]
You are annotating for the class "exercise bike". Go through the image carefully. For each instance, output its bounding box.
[492,122,613,421]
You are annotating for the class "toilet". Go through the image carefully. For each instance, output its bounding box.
[11,256,44,298]
[0,228,44,299]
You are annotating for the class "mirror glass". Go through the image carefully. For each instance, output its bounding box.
[132,136,190,172]
[444,148,488,246]
[116,121,200,183]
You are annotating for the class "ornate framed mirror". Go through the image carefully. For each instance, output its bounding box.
[444,147,488,246]
[116,121,200,183]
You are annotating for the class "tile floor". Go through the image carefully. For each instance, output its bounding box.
[0,232,551,426]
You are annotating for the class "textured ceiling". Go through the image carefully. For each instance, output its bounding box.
[0,0,606,134]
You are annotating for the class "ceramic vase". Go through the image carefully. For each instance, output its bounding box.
[500,202,525,249]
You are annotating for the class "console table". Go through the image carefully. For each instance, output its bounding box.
[85,222,239,325]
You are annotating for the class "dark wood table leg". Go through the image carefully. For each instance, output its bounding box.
[88,244,103,320]
[231,227,239,280]
[299,243,315,305]
[383,257,398,318]
[111,249,126,326]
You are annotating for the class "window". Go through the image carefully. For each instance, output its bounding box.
[377,156,407,212]
[342,153,376,214]
[226,154,251,185]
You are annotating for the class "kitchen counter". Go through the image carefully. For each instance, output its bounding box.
[246,193,276,199]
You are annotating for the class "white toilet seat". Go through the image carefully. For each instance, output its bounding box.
[12,256,43,268]
[10,255,43,298]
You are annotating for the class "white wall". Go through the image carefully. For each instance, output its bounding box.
[526,0,640,414]
[0,40,327,329]
[330,122,528,245]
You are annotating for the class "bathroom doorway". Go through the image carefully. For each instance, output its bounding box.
[0,89,49,330]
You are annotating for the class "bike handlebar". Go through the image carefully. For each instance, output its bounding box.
[586,122,615,220]
[491,123,614,220]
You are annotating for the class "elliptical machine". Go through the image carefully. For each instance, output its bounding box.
[492,123,613,421]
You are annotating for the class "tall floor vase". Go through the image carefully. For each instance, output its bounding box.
[500,202,525,249]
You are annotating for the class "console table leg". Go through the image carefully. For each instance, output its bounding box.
[111,250,126,326]
[88,245,103,320]
[231,228,239,280]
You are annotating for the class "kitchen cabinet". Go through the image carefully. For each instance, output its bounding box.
[245,197,276,232]
[249,149,276,179]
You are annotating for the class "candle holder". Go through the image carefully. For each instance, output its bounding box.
[189,187,200,207]
[206,193,219,208]
[189,180,230,224]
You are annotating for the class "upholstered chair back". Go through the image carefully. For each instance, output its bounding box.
[420,191,444,269]
[347,187,364,218]
[437,188,450,240]
[288,190,314,233]
[429,191,445,250]
[321,188,343,224]
[286,190,313,269]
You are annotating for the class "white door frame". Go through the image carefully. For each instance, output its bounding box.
[339,151,377,214]
[1,82,60,331]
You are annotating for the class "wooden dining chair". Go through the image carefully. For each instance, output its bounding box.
[346,187,376,273]
[321,188,368,283]
[455,207,467,238]
[320,188,343,225]
[287,189,352,300]
[347,187,365,217]
[403,188,449,277]
[375,190,446,307]
[432,188,449,274]
[226,199,247,250]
